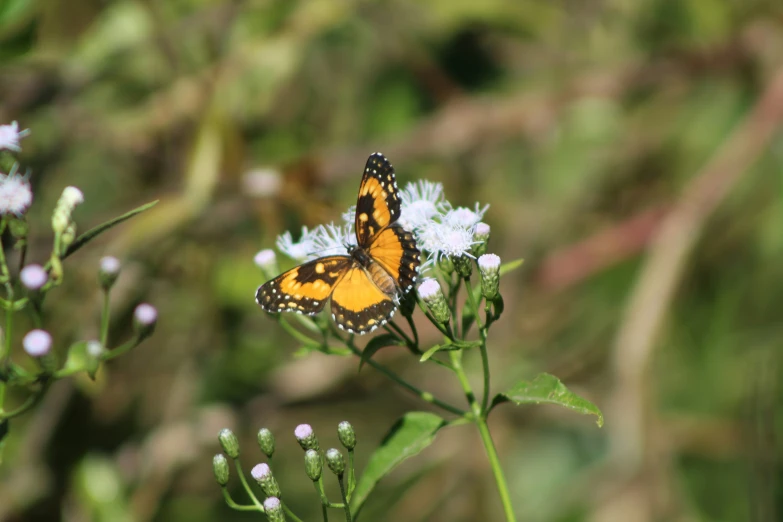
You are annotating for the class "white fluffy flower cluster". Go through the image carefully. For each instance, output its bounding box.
[0,166,33,216]
[274,179,488,269]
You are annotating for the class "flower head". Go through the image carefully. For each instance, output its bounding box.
[251,463,272,481]
[399,180,446,230]
[443,204,488,228]
[20,264,48,290]
[416,222,478,264]
[0,168,33,216]
[23,329,52,357]
[0,121,29,152]
[276,227,318,262]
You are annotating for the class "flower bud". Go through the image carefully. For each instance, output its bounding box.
[294,424,319,452]
[23,329,56,372]
[452,254,473,278]
[254,249,279,279]
[20,264,48,291]
[337,421,356,451]
[478,254,501,300]
[251,463,281,498]
[85,340,104,379]
[304,449,322,481]
[213,454,230,486]
[417,278,450,324]
[52,186,84,235]
[472,223,490,257]
[263,497,285,522]
[438,256,454,275]
[325,448,345,477]
[99,256,121,291]
[257,428,275,458]
[8,216,29,240]
[60,222,77,251]
[218,428,240,459]
[133,303,157,341]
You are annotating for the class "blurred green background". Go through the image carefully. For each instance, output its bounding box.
[1,0,782,521]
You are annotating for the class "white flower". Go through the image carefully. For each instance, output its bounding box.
[23,329,52,357]
[416,222,478,264]
[61,186,84,207]
[134,303,158,326]
[276,227,318,262]
[0,169,33,215]
[242,168,282,197]
[310,222,354,258]
[443,203,488,228]
[251,463,272,481]
[399,180,446,230]
[294,424,314,441]
[86,340,105,357]
[254,249,277,270]
[478,253,501,272]
[416,278,442,300]
[100,256,121,276]
[20,264,48,290]
[342,205,356,225]
[0,121,29,152]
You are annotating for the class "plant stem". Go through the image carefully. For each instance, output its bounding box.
[232,459,264,512]
[449,350,516,522]
[337,476,352,522]
[283,504,305,522]
[100,289,111,347]
[463,277,491,412]
[345,340,467,417]
[0,223,13,420]
[221,488,260,512]
[475,416,517,522]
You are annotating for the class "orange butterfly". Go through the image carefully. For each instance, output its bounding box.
[255,153,420,334]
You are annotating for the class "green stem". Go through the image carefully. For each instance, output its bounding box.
[449,350,516,522]
[279,316,321,347]
[100,289,111,347]
[337,476,352,522]
[345,339,466,417]
[347,449,356,499]
[463,277,491,413]
[232,459,264,512]
[0,379,51,420]
[475,417,517,522]
[221,487,261,512]
[0,225,14,420]
[100,336,140,362]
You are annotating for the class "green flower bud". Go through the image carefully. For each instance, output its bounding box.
[98,256,121,291]
[471,223,490,257]
[52,186,84,235]
[213,454,230,486]
[417,278,450,324]
[8,216,28,241]
[304,449,322,481]
[251,463,281,497]
[85,340,104,380]
[294,424,319,452]
[218,428,240,459]
[263,497,285,522]
[438,256,454,275]
[60,222,77,252]
[257,428,275,458]
[452,254,473,278]
[478,254,501,301]
[325,448,345,477]
[337,421,356,451]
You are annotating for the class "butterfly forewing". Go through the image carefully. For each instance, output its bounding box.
[256,256,352,315]
[367,224,420,293]
[354,153,401,247]
[330,266,397,334]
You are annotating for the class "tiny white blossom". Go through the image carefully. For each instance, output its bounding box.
[242,168,282,197]
[0,169,33,216]
[399,180,446,230]
[100,256,121,276]
[134,303,157,325]
[416,278,442,300]
[341,205,356,225]
[20,264,48,290]
[309,222,354,258]
[443,204,488,228]
[254,249,277,269]
[251,463,272,481]
[474,222,490,239]
[61,186,84,207]
[417,222,478,263]
[0,121,29,152]
[23,329,52,357]
[86,340,104,357]
[294,424,314,441]
[263,497,281,511]
[276,227,318,262]
[478,253,501,272]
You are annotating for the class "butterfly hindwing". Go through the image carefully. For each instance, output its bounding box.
[330,266,397,334]
[367,224,420,293]
[256,256,352,315]
[354,153,401,247]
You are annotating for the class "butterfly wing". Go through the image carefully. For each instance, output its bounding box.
[256,256,352,315]
[367,224,420,294]
[330,266,397,334]
[354,153,401,247]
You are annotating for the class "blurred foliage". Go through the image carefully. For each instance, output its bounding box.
[1,0,783,521]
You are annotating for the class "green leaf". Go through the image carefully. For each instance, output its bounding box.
[493,373,603,427]
[359,334,400,371]
[350,412,447,513]
[499,257,525,276]
[62,200,159,259]
[62,341,89,374]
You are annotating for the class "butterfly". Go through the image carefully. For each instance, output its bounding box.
[255,153,421,334]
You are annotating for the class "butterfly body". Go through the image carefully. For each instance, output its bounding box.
[256,153,420,335]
